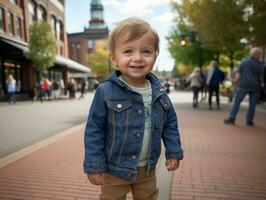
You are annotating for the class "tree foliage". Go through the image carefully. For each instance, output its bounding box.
[168,0,266,70]
[245,0,266,47]
[26,22,57,72]
[167,1,215,69]
[87,41,110,78]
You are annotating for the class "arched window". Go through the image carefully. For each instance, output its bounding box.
[37,6,46,22]
[59,20,64,41]
[0,7,4,32]
[28,0,36,25]
[16,17,22,37]
[7,12,14,35]
[50,15,57,36]
[56,20,60,39]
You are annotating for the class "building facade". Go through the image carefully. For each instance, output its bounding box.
[0,0,90,100]
[68,0,108,67]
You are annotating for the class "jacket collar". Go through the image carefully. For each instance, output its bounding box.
[106,70,166,97]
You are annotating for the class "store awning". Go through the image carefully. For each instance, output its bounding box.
[0,36,28,59]
[0,36,90,73]
[55,55,91,73]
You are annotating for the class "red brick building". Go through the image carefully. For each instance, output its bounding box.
[0,0,90,100]
[68,0,108,67]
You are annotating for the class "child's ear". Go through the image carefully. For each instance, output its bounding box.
[109,53,117,66]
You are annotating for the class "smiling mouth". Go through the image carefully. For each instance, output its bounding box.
[129,65,145,68]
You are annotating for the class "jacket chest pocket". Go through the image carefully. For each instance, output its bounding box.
[106,100,132,126]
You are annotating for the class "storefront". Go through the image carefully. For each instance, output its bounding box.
[0,36,91,101]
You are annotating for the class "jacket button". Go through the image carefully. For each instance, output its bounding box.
[136,133,141,138]
[138,109,142,114]
[117,103,123,109]
[132,155,136,160]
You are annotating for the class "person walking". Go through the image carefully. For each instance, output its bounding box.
[83,17,183,200]
[68,78,76,100]
[6,75,16,104]
[224,47,264,126]
[206,60,225,110]
[79,79,86,99]
[188,67,203,108]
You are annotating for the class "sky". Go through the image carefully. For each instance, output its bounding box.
[65,0,177,71]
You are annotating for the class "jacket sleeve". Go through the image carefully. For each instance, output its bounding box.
[83,85,107,174]
[161,97,184,160]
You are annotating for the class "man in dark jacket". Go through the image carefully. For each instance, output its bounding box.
[206,60,225,109]
[224,47,264,126]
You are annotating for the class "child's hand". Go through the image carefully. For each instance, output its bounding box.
[165,159,180,171]
[87,172,106,185]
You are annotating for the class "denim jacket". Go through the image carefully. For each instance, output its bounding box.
[84,71,183,181]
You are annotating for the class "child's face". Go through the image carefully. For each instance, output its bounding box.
[110,31,157,85]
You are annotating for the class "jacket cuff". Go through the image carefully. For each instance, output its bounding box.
[83,161,107,174]
[165,151,184,160]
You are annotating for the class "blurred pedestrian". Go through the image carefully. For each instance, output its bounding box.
[79,79,86,99]
[229,65,240,101]
[224,47,264,126]
[206,60,225,110]
[59,78,65,97]
[164,78,170,93]
[68,78,76,100]
[6,75,16,104]
[199,69,207,102]
[41,77,51,101]
[52,80,60,100]
[188,67,203,108]
[83,17,183,199]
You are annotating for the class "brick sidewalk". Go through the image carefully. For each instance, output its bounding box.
[171,105,266,200]
[0,100,266,200]
[0,128,99,200]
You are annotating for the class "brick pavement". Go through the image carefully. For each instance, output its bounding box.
[0,96,266,200]
[171,104,266,200]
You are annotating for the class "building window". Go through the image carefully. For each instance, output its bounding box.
[50,15,57,36]
[16,17,22,37]
[0,8,4,32]
[87,40,94,49]
[7,12,14,35]
[28,0,36,25]
[69,43,75,59]
[76,43,81,63]
[56,21,60,39]
[59,21,64,41]
[9,0,17,4]
[37,6,46,22]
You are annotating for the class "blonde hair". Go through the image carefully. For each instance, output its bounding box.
[108,17,160,56]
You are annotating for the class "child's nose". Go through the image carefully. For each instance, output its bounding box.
[132,52,142,61]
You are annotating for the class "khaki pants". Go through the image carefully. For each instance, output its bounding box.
[100,167,159,200]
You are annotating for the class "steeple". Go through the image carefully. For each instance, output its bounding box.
[88,0,106,29]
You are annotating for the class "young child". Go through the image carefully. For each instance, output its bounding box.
[83,17,183,200]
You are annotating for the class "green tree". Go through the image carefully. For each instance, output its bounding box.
[244,0,266,62]
[183,0,248,69]
[167,1,214,69]
[245,0,266,47]
[26,22,57,72]
[88,41,110,78]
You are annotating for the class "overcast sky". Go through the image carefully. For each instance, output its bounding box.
[65,0,177,71]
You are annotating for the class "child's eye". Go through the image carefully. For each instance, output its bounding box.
[142,49,153,56]
[123,49,133,54]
